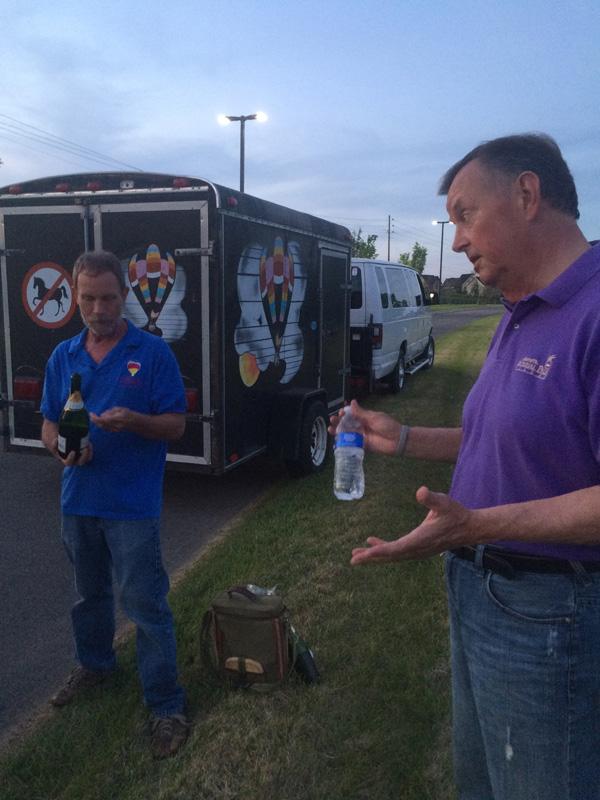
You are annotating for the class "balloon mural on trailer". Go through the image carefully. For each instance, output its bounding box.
[260,237,294,365]
[127,245,177,336]
[235,237,306,387]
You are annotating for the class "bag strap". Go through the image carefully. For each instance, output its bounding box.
[226,585,257,601]
[248,614,297,693]
[199,609,220,680]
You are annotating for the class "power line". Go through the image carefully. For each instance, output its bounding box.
[0,130,129,173]
[0,112,144,172]
[324,214,443,249]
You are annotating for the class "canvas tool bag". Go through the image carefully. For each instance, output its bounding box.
[201,586,295,691]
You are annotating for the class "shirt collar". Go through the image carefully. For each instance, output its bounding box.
[503,240,600,313]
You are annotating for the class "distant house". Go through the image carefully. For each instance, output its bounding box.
[443,272,484,296]
[442,272,502,302]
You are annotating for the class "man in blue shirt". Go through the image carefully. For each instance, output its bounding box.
[41,250,189,758]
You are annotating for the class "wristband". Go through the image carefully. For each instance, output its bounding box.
[396,425,409,456]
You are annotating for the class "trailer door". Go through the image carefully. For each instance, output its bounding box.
[1,206,87,449]
[94,200,212,468]
[319,246,349,407]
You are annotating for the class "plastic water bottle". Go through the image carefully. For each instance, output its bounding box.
[334,406,365,500]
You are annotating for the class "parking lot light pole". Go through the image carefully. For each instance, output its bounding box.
[218,112,267,193]
[432,220,454,289]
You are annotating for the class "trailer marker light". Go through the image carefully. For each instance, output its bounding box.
[173,177,188,188]
[56,183,70,193]
[87,181,102,192]
[14,377,43,400]
[9,184,23,195]
[230,453,239,463]
[227,197,238,207]
[185,389,198,412]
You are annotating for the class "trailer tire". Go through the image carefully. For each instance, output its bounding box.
[286,400,330,477]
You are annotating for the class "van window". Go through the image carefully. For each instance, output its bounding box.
[350,265,363,309]
[374,266,389,308]
[405,270,424,307]
[386,268,410,308]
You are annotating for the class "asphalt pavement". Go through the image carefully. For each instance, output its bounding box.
[432,304,503,338]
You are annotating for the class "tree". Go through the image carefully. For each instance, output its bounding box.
[351,228,378,259]
[398,242,427,274]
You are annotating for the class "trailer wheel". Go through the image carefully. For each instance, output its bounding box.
[286,400,330,477]
[388,351,406,394]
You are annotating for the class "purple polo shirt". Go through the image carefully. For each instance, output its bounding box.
[450,242,600,560]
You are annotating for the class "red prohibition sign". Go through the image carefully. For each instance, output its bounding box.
[22,262,77,329]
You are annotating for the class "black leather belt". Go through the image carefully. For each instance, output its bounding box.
[451,546,600,580]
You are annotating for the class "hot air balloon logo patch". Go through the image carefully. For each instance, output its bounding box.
[127,360,141,377]
[235,237,306,387]
[127,245,177,337]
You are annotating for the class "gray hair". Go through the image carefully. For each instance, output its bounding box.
[72,250,126,290]
[438,133,580,220]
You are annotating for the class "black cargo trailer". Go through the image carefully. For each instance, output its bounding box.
[0,172,351,475]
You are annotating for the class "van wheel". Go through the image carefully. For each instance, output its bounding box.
[388,352,406,394]
[422,337,435,369]
[286,400,330,477]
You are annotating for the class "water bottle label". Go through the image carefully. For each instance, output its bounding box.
[335,432,364,449]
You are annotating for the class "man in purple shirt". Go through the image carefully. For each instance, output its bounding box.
[330,134,600,799]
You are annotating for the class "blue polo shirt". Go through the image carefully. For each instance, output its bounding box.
[450,242,600,560]
[41,319,187,519]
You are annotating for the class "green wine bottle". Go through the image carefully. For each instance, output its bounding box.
[57,373,90,459]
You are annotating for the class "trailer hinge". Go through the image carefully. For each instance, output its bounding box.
[185,411,219,424]
[174,243,214,257]
[0,396,40,409]
[0,248,26,257]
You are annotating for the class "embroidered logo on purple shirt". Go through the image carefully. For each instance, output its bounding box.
[515,354,556,380]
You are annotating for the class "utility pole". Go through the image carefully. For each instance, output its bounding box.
[432,220,454,288]
[387,216,394,261]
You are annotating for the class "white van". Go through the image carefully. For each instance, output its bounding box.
[349,259,434,393]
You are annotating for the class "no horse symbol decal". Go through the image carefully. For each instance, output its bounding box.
[22,263,77,329]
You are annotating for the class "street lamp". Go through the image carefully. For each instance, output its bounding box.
[432,220,454,289]
[218,112,267,193]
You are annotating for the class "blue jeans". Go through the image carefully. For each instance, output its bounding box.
[446,548,600,800]
[61,515,185,717]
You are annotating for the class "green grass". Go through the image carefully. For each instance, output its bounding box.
[0,317,500,800]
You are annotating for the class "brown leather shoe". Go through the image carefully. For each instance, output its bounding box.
[49,666,114,707]
[151,714,190,758]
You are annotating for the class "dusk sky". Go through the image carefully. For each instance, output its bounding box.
[2,0,599,279]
